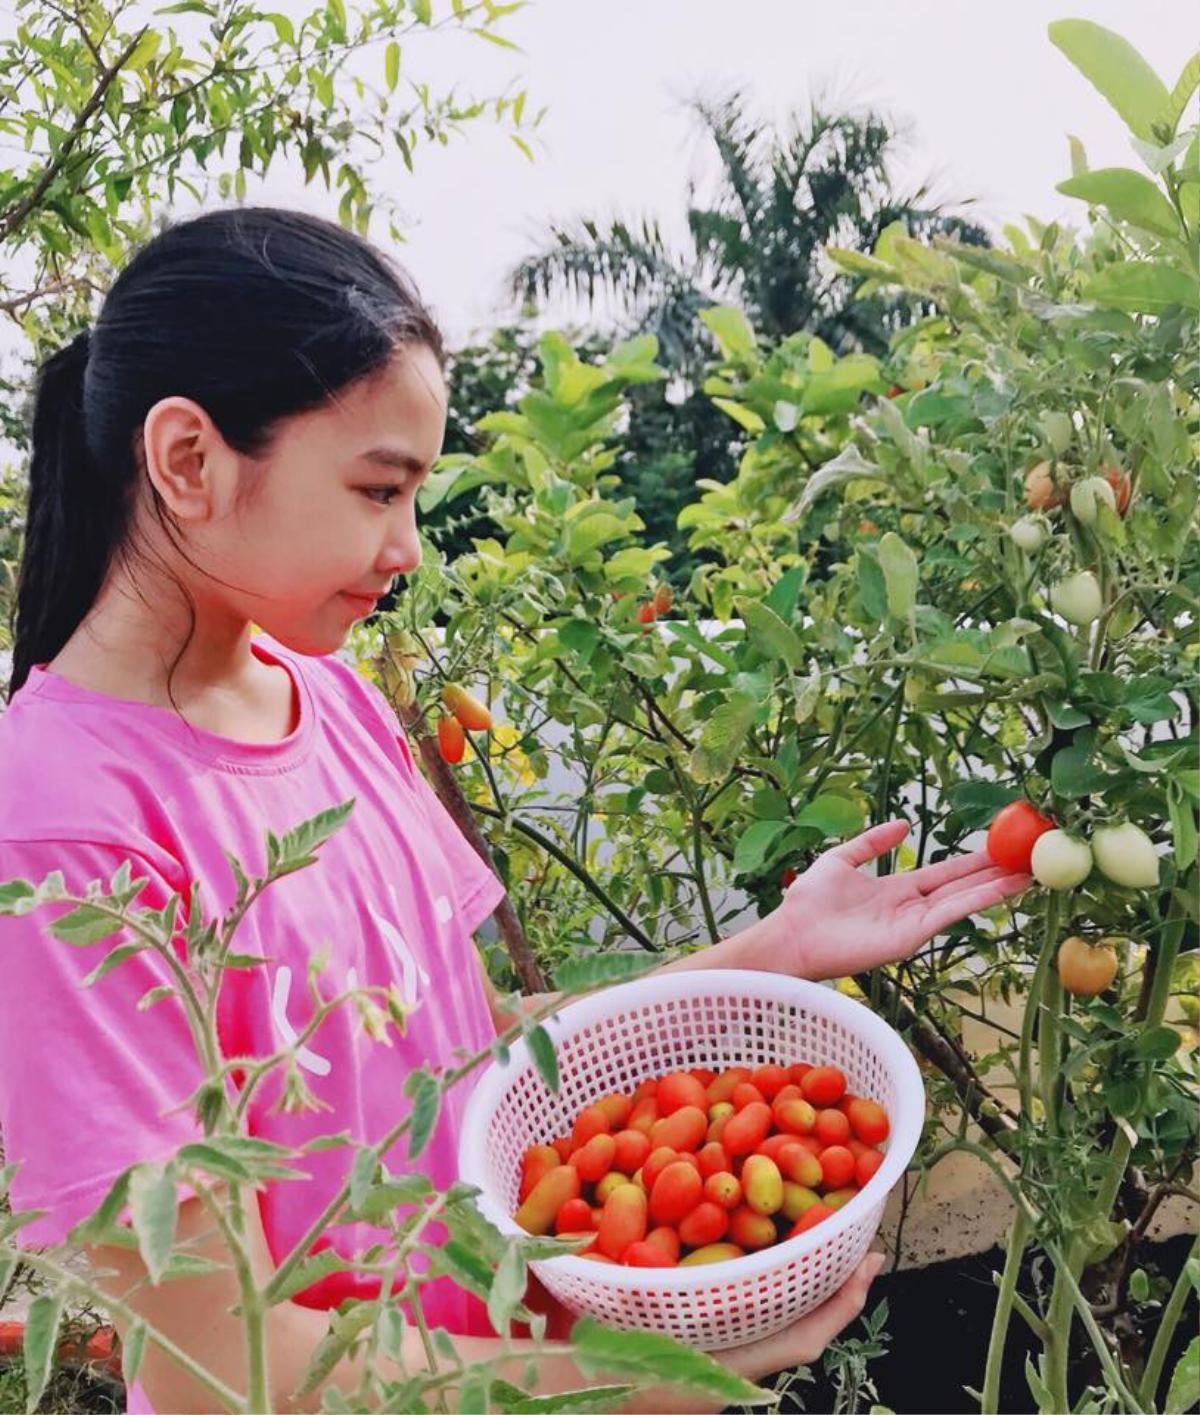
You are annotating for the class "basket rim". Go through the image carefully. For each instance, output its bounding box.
[458,968,925,1289]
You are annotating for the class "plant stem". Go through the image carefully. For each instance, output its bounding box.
[981,1206,1031,1414]
[474,802,658,951]
[922,1139,1142,1413]
[1139,1228,1200,1412]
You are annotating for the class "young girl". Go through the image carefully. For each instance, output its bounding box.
[0,207,1029,1414]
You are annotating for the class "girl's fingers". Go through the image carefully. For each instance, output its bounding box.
[828,819,909,868]
[905,847,994,895]
[921,872,1031,935]
[925,863,1021,902]
[785,1252,886,1359]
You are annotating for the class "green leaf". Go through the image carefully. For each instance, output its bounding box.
[49,902,129,947]
[384,40,400,92]
[794,444,885,520]
[1048,21,1171,140]
[349,1145,379,1212]
[557,620,600,662]
[795,795,865,839]
[23,1294,65,1414]
[1057,169,1180,239]
[175,1142,256,1186]
[1051,738,1109,798]
[801,354,882,415]
[1083,262,1199,314]
[733,820,788,874]
[1165,1335,1200,1415]
[527,1024,560,1094]
[1133,1024,1182,1061]
[735,598,803,669]
[266,1248,355,1306]
[506,1387,637,1413]
[0,879,37,915]
[487,1240,528,1335]
[763,565,807,622]
[404,1070,441,1160]
[263,11,295,44]
[554,952,660,993]
[128,1164,178,1284]
[67,1168,135,1245]
[571,1317,776,1407]
[126,30,163,72]
[711,397,765,434]
[688,692,759,784]
[566,511,629,561]
[699,305,758,365]
[1166,52,1200,131]
[877,533,919,622]
[80,941,147,988]
[944,780,1021,832]
[120,1321,148,1388]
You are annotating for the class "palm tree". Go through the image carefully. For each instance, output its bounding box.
[509,91,988,376]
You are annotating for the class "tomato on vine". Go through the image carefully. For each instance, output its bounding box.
[987,801,1055,873]
[437,714,466,764]
[1030,830,1093,890]
[1057,936,1119,997]
[442,682,492,732]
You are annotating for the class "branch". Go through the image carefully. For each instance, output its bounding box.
[0,28,147,243]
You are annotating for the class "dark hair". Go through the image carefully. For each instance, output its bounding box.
[7,205,445,700]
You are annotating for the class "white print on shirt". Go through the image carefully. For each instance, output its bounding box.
[270,965,332,1076]
[366,882,432,1009]
[268,885,436,1075]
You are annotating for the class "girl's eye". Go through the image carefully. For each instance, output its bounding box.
[363,485,404,506]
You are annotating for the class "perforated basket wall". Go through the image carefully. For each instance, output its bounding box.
[459,969,924,1351]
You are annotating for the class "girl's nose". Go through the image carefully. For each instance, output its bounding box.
[384,522,422,577]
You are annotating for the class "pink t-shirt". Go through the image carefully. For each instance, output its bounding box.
[0,633,507,1410]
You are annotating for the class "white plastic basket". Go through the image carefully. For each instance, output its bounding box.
[458,968,925,1351]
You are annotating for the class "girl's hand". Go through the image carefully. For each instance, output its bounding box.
[769,818,1030,982]
[717,1250,887,1384]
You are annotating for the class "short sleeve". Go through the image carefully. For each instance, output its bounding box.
[0,840,207,1247]
[406,766,507,936]
[320,657,507,935]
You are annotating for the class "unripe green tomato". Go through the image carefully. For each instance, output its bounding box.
[1010,517,1047,553]
[1049,570,1103,626]
[1091,822,1159,889]
[1030,830,1093,890]
[1069,476,1116,525]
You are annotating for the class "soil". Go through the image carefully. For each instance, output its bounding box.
[758,1232,1198,1415]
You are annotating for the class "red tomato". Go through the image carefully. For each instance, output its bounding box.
[846,1098,890,1145]
[856,1149,885,1186]
[818,1145,857,1190]
[986,800,1054,872]
[656,1072,709,1116]
[800,1066,847,1107]
[436,714,465,764]
[814,1108,851,1146]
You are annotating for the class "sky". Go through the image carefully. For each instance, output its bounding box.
[236,0,1198,345]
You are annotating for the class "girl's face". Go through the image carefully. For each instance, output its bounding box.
[176,342,447,657]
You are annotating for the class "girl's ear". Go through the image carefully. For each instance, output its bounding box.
[141,396,239,522]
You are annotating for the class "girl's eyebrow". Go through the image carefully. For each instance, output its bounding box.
[361,446,427,473]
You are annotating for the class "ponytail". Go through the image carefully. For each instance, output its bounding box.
[8,330,132,698]
[6,206,445,704]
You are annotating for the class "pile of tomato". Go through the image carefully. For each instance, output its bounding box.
[513,1062,890,1268]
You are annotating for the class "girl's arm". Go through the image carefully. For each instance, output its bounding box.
[481,818,1029,1031]
[86,1187,881,1414]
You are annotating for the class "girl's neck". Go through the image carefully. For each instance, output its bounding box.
[45,574,298,742]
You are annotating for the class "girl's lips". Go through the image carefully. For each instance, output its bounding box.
[341,592,380,613]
